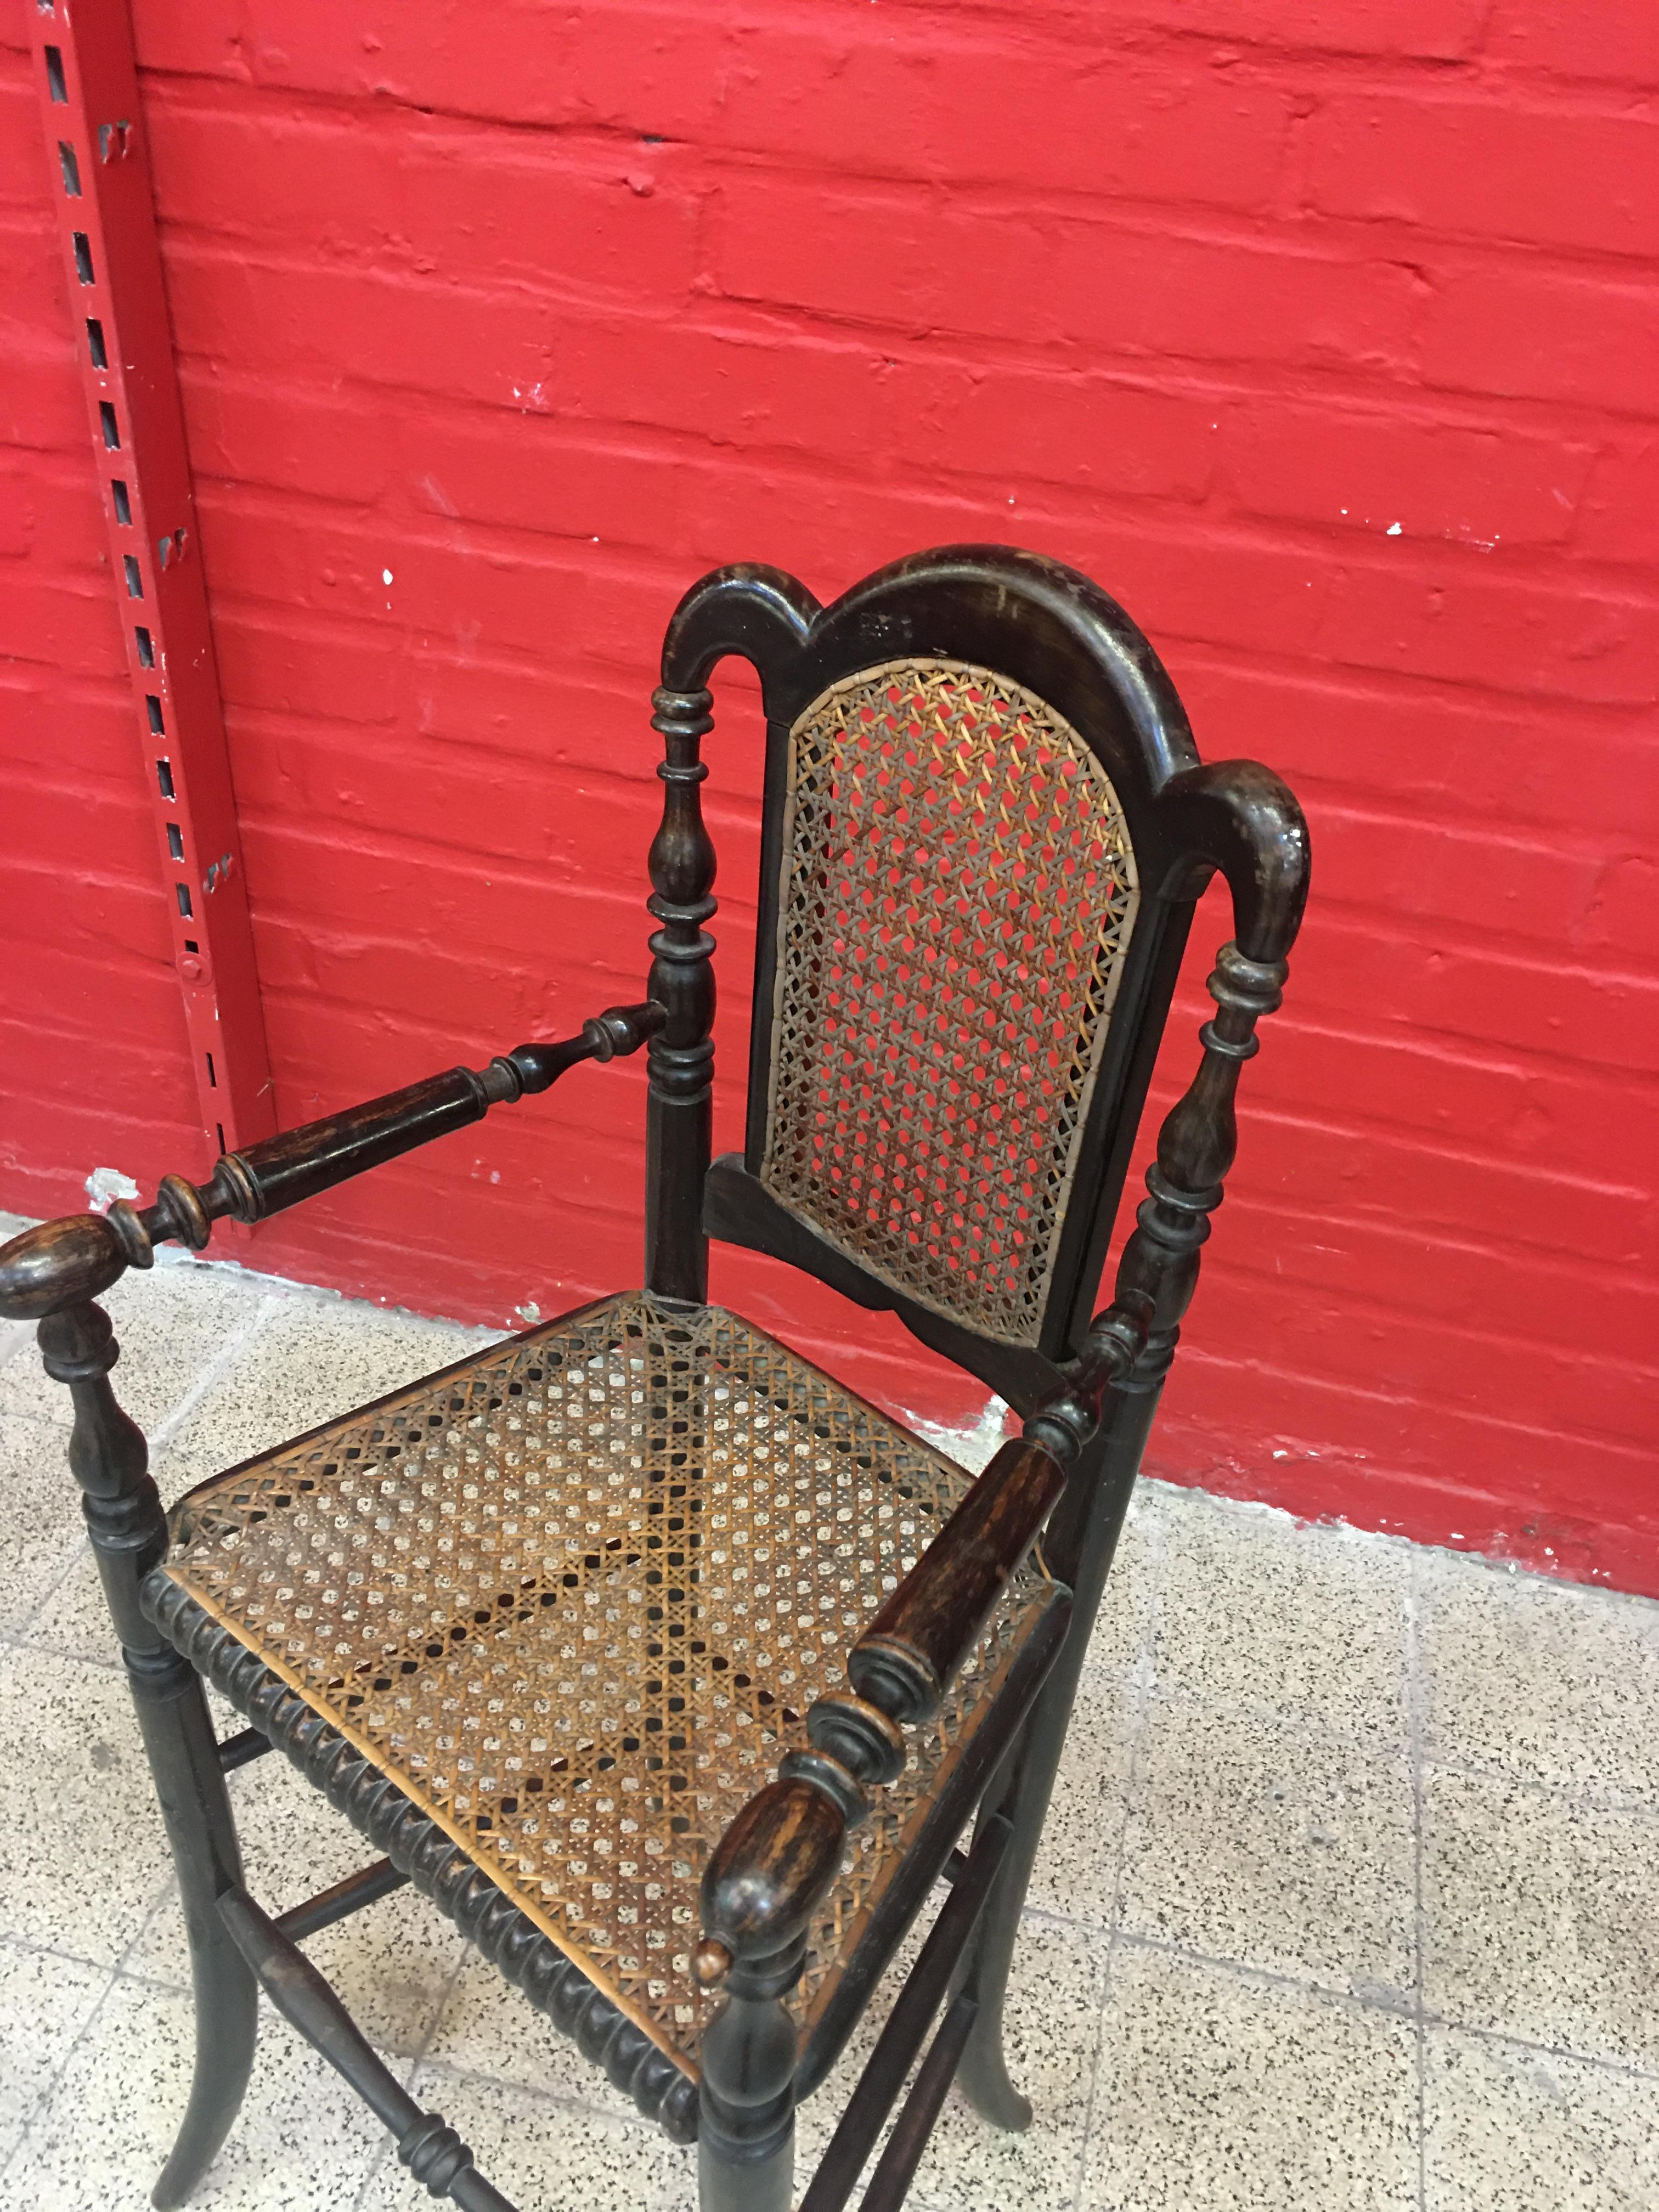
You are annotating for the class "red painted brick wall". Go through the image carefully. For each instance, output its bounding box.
[3,3,1655,1588]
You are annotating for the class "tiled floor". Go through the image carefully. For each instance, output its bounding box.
[1,1222,1656,2210]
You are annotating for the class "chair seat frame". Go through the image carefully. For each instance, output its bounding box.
[0,546,1308,2212]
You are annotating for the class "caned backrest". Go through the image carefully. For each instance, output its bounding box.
[760,659,1139,1350]
[662,547,1221,1407]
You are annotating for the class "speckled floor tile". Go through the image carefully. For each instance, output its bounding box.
[11,1975,388,2210]
[357,2064,691,2212]
[0,1643,170,1966]
[0,1416,93,1634]
[421,1948,639,2115]
[901,1913,1109,2212]
[1026,1666,1138,1923]
[1418,1553,1659,1809]
[129,1748,465,2059]
[162,1292,499,1471]
[1152,1490,1409,1737]
[23,1440,230,1664]
[1077,1489,1162,1690]
[1119,1695,1416,2004]
[6,1237,1659,2206]
[0,1314,35,1383]
[1423,1767,1659,2068]
[1424,2025,1659,2211]
[1084,1943,1419,2212]
[0,1259,271,1436]
[0,1939,111,2164]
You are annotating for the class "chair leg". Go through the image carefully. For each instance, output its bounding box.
[134,1650,261,2209]
[953,1385,1162,2131]
[953,1649,1091,2131]
[38,1301,258,2207]
[697,1939,798,2212]
[698,2118,794,2212]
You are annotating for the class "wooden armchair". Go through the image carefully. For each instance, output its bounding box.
[0,546,1308,2212]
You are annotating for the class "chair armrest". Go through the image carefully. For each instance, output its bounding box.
[695,1293,1149,1990]
[847,1296,1150,1723]
[0,1000,664,1322]
[697,763,1312,1996]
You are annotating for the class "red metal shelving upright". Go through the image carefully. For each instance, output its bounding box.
[30,0,275,1173]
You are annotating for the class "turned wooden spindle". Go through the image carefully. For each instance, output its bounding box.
[645,682,718,1305]
[0,1001,663,1325]
[1113,939,1288,1383]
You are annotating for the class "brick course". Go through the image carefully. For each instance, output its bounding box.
[1,2,1654,1590]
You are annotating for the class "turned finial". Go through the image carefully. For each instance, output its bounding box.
[693,1938,733,1989]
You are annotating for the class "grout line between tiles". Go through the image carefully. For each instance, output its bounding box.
[1415,1748,1659,1826]
[0,1925,137,1974]
[0,1620,127,1674]
[3,1949,128,2185]
[1425,2013,1659,2089]
[348,1941,478,2211]
[145,1284,289,1456]
[0,1283,279,1657]
[1404,1542,1430,2212]
[1073,1485,1170,2212]
[1101,1923,1659,2085]
[1102,1927,1419,2023]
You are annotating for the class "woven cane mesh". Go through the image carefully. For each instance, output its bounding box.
[761,659,1139,1348]
[162,1292,1051,2073]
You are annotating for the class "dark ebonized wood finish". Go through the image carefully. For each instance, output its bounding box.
[273,1857,409,1944]
[37,1302,258,2210]
[657,547,1306,1394]
[0,1001,663,1323]
[679,550,1306,2205]
[6,547,1310,2212]
[646,686,720,1303]
[219,1887,516,2210]
[143,1574,702,2144]
[797,1815,1011,2212]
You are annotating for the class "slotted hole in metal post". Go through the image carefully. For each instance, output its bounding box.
[37,0,278,1166]
[205,1052,217,1088]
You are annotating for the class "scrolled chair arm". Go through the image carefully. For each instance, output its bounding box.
[0,1000,665,1324]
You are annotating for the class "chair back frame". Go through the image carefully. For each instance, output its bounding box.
[649,545,1303,1413]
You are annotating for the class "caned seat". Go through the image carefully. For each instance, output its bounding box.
[1,548,1308,2212]
[158,1293,1052,2079]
